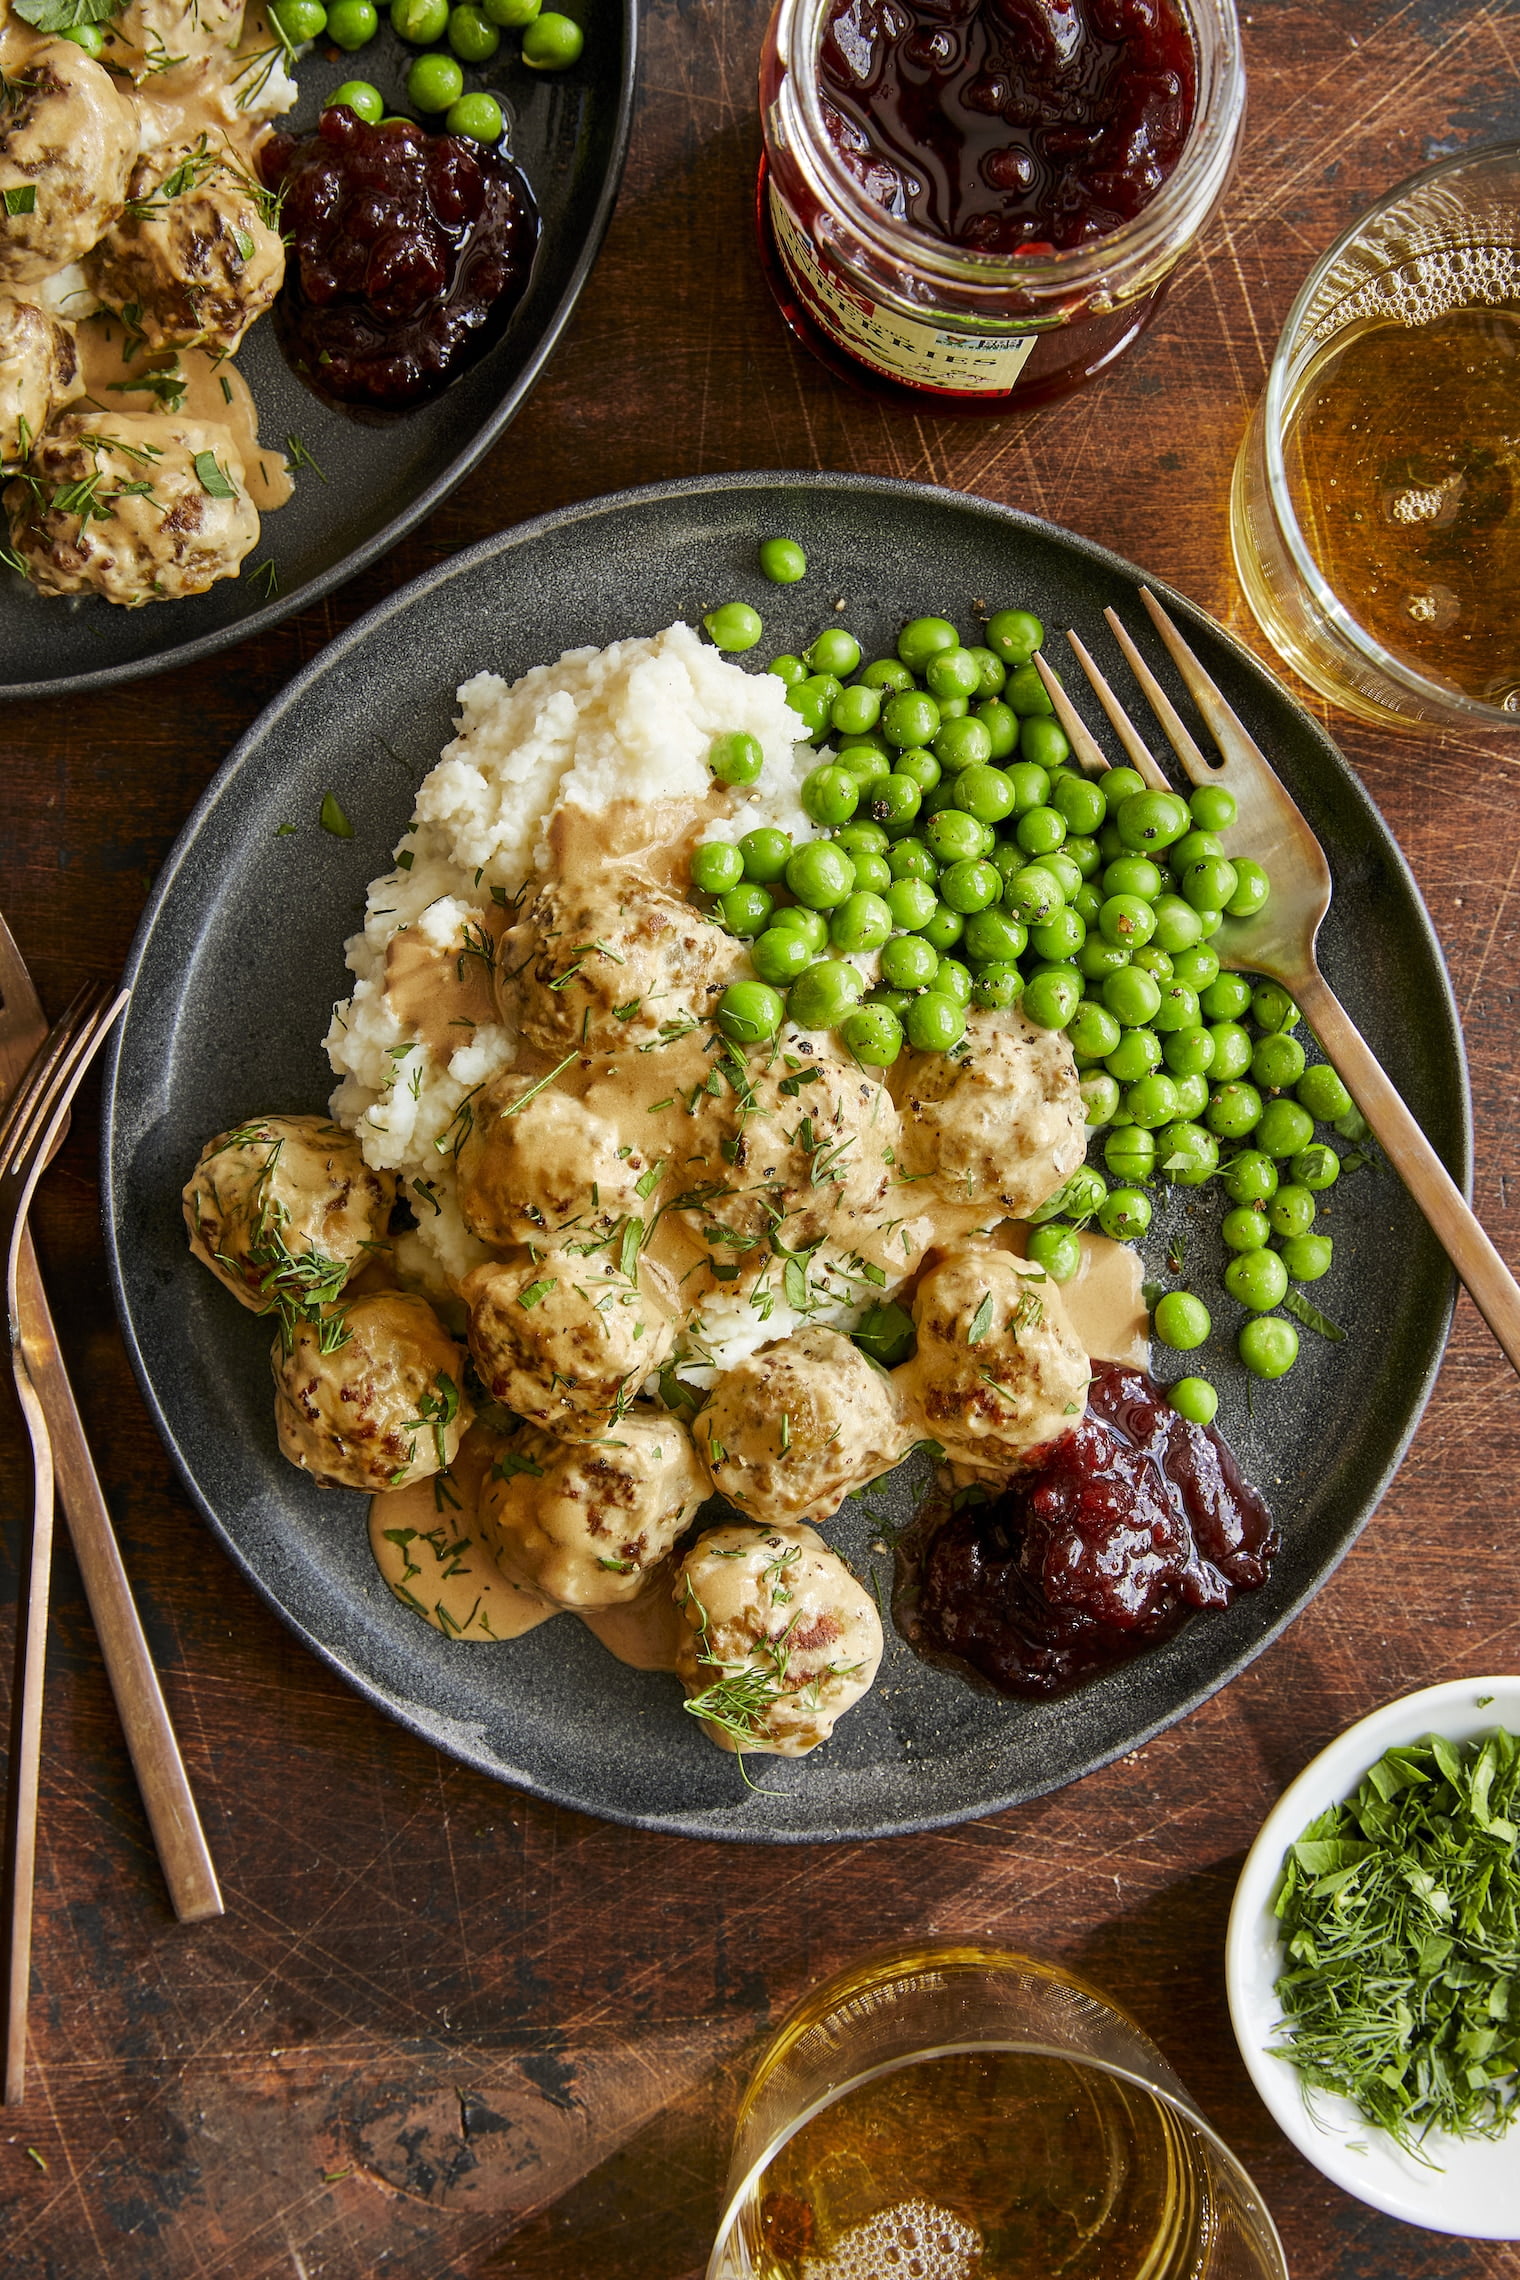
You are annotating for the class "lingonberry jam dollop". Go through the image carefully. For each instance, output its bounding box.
[262,106,539,411]
[896,1361,1275,1697]
[820,0,1197,253]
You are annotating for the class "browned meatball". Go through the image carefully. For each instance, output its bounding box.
[0,41,139,288]
[85,145,284,357]
[272,1292,472,1493]
[683,1052,901,1254]
[455,1071,647,1248]
[693,1326,912,1527]
[477,1414,710,1608]
[462,1248,678,1438]
[0,296,76,463]
[184,1112,395,1317]
[895,1240,1089,1478]
[7,411,259,604]
[500,873,737,1054]
[894,1006,1086,1219]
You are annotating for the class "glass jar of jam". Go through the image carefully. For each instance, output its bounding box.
[759,0,1245,410]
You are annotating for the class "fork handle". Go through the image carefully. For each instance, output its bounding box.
[1296,967,1520,1373]
[16,1237,223,1925]
[2,1351,53,2106]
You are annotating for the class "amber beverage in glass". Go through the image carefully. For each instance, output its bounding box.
[707,1943,1287,2280]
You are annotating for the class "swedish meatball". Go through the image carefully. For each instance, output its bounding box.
[0,296,76,463]
[895,1006,1086,1219]
[501,873,736,1053]
[85,146,283,356]
[675,1522,882,1756]
[694,1326,912,1527]
[456,1073,646,1248]
[462,1249,678,1438]
[896,1241,1089,1478]
[272,1291,472,1493]
[113,0,244,73]
[0,41,138,288]
[7,411,259,603]
[687,1051,901,1252]
[478,1414,709,1608]
[184,1112,394,1315]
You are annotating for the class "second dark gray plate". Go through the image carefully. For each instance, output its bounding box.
[101,472,1466,1842]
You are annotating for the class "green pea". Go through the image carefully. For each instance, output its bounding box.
[1012,806,1064,861]
[921,903,965,954]
[1124,1072,1180,1129]
[1063,833,1102,881]
[1097,1185,1151,1240]
[1048,773,1105,836]
[808,626,862,678]
[1183,855,1238,913]
[853,1301,916,1366]
[1267,1184,1316,1239]
[1027,1222,1081,1281]
[921,645,979,701]
[1102,966,1161,1028]
[1297,1063,1353,1122]
[1082,1071,1122,1127]
[484,0,539,21]
[1005,662,1054,717]
[784,841,855,909]
[716,980,783,1044]
[1097,767,1145,808]
[866,775,923,837]
[1227,859,1272,918]
[1162,1026,1215,1078]
[327,76,385,117]
[1154,1291,1211,1352]
[933,715,993,772]
[719,883,775,938]
[1206,1081,1263,1140]
[1022,968,1081,1030]
[1225,1248,1289,1312]
[328,0,379,42]
[1053,1165,1108,1224]
[1208,1021,1253,1080]
[851,852,891,896]
[788,675,840,737]
[1133,944,1174,981]
[886,748,935,794]
[448,1,500,55]
[1252,981,1300,1033]
[1189,783,1237,832]
[1257,1098,1315,1159]
[1251,1032,1306,1092]
[1149,893,1204,955]
[887,838,938,885]
[1239,1316,1298,1379]
[920,809,979,866]
[709,729,763,786]
[985,608,1044,665]
[1042,849,1083,901]
[1291,1143,1340,1193]
[789,959,864,1030]
[1030,907,1085,963]
[1281,1233,1333,1282]
[1019,715,1071,771]
[833,820,888,862]
[906,990,966,1052]
[691,841,744,894]
[947,765,1009,827]
[1168,1376,1219,1426]
[879,934,936,990]
[1223,1155,1277,1208]
[445,89,504,136]
[976,697,1019,758]
[933,956,973,1007]
[1151,982,1201,1035]
[407,47,463,104]
[703,600,763,653]
[1222,1204,1271,1253]
[274,0,328,33]
[750,925,814,987]
[1117,788,1190,852]
[884,878,938,932]
[800,763,860,828]
[758,536,806,584]
[829,890,893,952]
[840,1003,903,1067]
[831,684,882,740]
[767,653,807,688]
[1098,893,1157,949]
[1103,1123,1155,1181]
[1106,1027,1162,1083]
[939,857,1000,914]
[521,7,583,63]
[1170,829,1224,874]
[1170,944,1220,992]
[1163,1120,1220,1184]
[1079,936,1131,983]
[1102,854,1160,902]
[963,907,1027,964]
[893,615,955,670]
[771,905,828,950]
[1004,865,1065,925]
[1066,1000,1122,1063]
[737,827,791,883]
[1172,1073,1210,1120]
[58,15,104,44]
[965,646,1007,698]
[972,963,1023,1009]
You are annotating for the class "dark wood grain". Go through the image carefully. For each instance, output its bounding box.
[3,0,1519,2271]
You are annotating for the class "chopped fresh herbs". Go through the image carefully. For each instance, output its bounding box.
[966,1290,994,1345]
[1284,1290,1346,1342]
[192,449,238,501]
[285,431,326,481]
[1272,1728,1520,2154]
[3,185,36,216]
[319,790,353,838]
[517,1277,557,1309]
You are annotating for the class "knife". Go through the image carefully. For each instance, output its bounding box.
[0,916,222,1925]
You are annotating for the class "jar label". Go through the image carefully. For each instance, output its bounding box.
[770,189,1039,398]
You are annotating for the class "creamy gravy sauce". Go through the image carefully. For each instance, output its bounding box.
[384,910,505,1065]
[72,318,291,510]
[1002,1221,1150,1369]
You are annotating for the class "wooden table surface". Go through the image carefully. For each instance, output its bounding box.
[4,0,1520,2271]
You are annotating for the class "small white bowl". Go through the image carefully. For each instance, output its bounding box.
[1226,1675,1520,2241]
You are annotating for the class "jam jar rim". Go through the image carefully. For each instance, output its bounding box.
[767,0,1247,299]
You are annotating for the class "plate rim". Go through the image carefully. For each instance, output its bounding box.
[99,467,1471,1842]
[0,0,639,706]
[1225,1673,1520,2238]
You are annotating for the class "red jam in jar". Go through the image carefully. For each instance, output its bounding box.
[819,0,1196,255]
[758,0,1242,408]
[263,106,539,413]
[894,1360,1277,1697]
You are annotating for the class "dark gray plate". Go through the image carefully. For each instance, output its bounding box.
[101,472,1467,1843]
[0,7,635,700]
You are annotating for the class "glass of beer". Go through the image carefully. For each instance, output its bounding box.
[707,1943,1287,2280]
[1230,142,1520,731]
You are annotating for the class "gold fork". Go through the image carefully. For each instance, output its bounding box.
[1034,587,1520,1377]
[1,984,128,2105]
